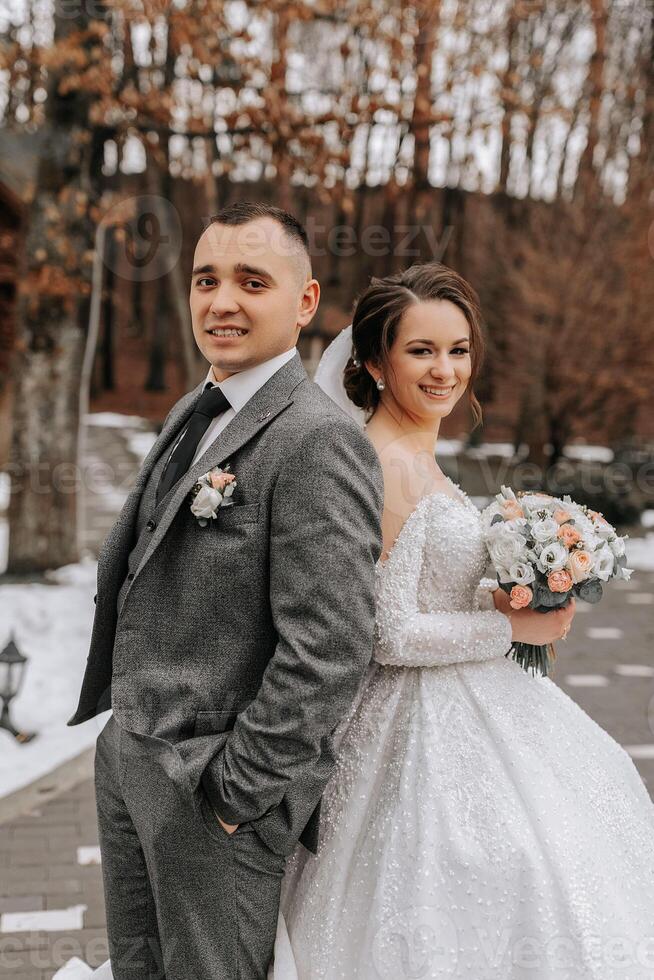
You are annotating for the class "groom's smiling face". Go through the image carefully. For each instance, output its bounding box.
[190,217,319,381]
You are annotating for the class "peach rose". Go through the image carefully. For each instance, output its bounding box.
[553,508,572,525]
[509,585,533,609]
[557,524,583,549]
[548,569,573,593]
[566,550,593,584]
[209,471,236,492]
[501,500,524,520]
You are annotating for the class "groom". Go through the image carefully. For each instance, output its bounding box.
[68,202,384,978]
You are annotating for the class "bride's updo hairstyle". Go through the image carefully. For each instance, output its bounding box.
[343,262,485,429]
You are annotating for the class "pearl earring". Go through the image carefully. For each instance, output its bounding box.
[376,378,385,391]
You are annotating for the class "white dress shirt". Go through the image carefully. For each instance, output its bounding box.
[167,347,298,470]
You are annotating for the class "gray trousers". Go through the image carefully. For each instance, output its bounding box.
[94,714,286,979]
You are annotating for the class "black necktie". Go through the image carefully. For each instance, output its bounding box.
[156,384,231,505]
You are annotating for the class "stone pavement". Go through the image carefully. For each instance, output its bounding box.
[79,416,158,557]
[1,423,653,977]
[0,777,108,979]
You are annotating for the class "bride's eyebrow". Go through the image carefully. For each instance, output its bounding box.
[406,337,470,346]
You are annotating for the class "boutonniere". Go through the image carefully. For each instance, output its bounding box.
[189,465,237,526]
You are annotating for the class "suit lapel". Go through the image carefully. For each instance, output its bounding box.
[132,353,307,582]
[97,377,207,591]
[134,379,207,497]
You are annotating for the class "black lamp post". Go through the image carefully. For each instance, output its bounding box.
[0,633,36,743]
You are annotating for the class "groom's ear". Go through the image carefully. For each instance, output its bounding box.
[297,277,320,329]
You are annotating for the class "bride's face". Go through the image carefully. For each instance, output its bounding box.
[382,300,472,421]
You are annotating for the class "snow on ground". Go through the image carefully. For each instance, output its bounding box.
[0,555,110,799]
[563,444,614,463]
[0,472,8,509]
[435,437,465,457]
[0,514,6,576]
[439,439,528,459]
[626,534,654,572]
[83,412,151,429]
[438,441,619,463]
[125,429,157,460]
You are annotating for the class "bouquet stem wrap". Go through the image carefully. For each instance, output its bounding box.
[507,640,557,676]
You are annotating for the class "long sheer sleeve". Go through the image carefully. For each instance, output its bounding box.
[374,501,513,668]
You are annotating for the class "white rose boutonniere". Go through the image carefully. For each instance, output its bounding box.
[189,465,237,526]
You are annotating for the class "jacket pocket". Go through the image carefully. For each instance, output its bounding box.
[193,686,259,735]
[213,502,260,526]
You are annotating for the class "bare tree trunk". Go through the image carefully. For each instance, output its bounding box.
[270,7,292,212]
[205,136,219,216]
[574,0,606,202]
[144,155,199,391]
[7,316,86,574]
[513,314,549,469]
[101,229,115,390]
[627,3,653,198]
[5,6,103,575]
[407,0,440,244]
[556,99,582,199]
[498,3,519,192]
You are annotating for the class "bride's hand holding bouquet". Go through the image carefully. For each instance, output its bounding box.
[482,487,632,676]
[492,583,576,645]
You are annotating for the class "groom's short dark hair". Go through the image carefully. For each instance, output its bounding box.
[207,202,312,280]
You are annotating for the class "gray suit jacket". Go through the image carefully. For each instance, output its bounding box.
[69,353,384,855]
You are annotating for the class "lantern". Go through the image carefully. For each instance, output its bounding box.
[0,633,35,743]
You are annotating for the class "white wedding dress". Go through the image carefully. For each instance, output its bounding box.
[86,478,654,980]
[270,479,654,980]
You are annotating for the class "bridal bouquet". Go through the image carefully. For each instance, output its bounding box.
[481,487,632,676]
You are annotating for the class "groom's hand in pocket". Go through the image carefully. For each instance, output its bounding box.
[207,793,239,834]
[216,813,239,835]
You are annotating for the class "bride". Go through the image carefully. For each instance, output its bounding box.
[88,262,654,980]
[271,262,654,979]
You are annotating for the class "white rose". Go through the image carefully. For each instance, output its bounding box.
[588,512,614,539]
[583,531,603,551]
[190,485,223,519]
[487,526,526,570]
[507,561,536,586]
[481,503,504,530]
[609,535,626,558]
[572,513,595,538]
[520,493,556,513]
[536,541,569,573]
[531,517,560,543]
[593,546,615,582]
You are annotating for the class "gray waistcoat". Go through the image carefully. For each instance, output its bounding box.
[115,439,178,618]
